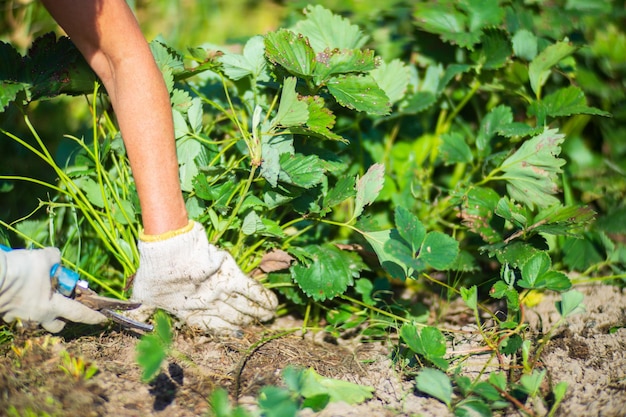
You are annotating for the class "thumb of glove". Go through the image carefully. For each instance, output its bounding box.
[47,293,108,326]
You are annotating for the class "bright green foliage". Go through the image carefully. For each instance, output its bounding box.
[556,290,586,318]
[291,244,364,301]
[400,324,449,370]
[498,128,566,209]
[528,41,578,98]
[2,2,626,415]
[255,366,373,416]
[416,368,453,408]
[136,311,172,383]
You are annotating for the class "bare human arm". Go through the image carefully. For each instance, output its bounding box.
[41,0,188,235]
[38,1,278,332]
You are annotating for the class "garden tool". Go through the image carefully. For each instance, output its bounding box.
[0,245,153,332]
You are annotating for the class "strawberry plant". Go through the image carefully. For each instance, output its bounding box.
[2,1,626,415]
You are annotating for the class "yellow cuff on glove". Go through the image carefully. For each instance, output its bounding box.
[139,220,195,243]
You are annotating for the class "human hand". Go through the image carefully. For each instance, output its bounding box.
[131,221,278,333]
[0,247,107,333]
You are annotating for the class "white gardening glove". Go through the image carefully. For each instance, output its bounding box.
[0,247,107,333]
[131,221,278,333]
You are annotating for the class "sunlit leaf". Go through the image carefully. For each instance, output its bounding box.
[265,29,316,77]
[136,312,172,383]
[556,289,586,318]
[354,163,385,219]
[395,206,426,254]
[278,153,325,188]
[327,74,390,115]
[291,244,363,301]
[362,229,410,279]
[528,41,578,97]
[260,133,294,187]
[298,367,374,404]
[440,131,473,164]
[273,77,309,127]
[370,59,410,104]
[289,95,345,142]
[416,368,453,407]
[259,386,298,417]
[499,128,566,209]
[294,5,369,52]
[530,86,612,118]
[421,231,459,270]
[312,48,376,84]
[512,29,538,61]
[219,35,267,81]
[400,324,448,370]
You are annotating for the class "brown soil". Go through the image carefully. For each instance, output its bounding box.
[1,284,625,417]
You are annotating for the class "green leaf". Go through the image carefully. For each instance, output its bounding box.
[0,41,23,81]
[497,122,543,138]
[294,5,369,52]
[440,131,473,164]
[461,286,478,310]
[291,244,363,301]
[242,211,263,236]
[136,312,172,383]
[403,91,437,114]
[362,229,410,279]
[150,40,184,74]
[258,386,299,417]
[210,388,254,417]
[273,77,309,127]
[370,59,410,104]
[458,186,502,244]
[323,175,356,209]
[519,251,551,289]
[478,28,512,70]
[499,128,566,209]
[495,196,528,229]
[298,95,344,141]
[460,0,504,31]
[421,231,460,270]
[260,133,294,187]
[219,35,267,81]
[454,398,493,417]
[520,369,546,397]
[530,86,612,118]
[312,48,377,84]
[492,241,541,268]
[400,324,448,370]
[512,29,538,61]
[354,163,385,219]
[278,153,325,188]
[416,368,453,407]
[265,29,316,77]
[556,289,586,318]
[298,367,374,405]
[542,270,572,292]
[414,0,502,50]
[528,41,578,97]
[73,177,105,208]
[327,74,390,115]
[0,82,26,112]
[476,105,513,154]
[395,206,426,254]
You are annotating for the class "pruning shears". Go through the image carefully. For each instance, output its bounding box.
[1,245,153,332]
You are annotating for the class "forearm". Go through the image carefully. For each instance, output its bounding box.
[41,0,188,235]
